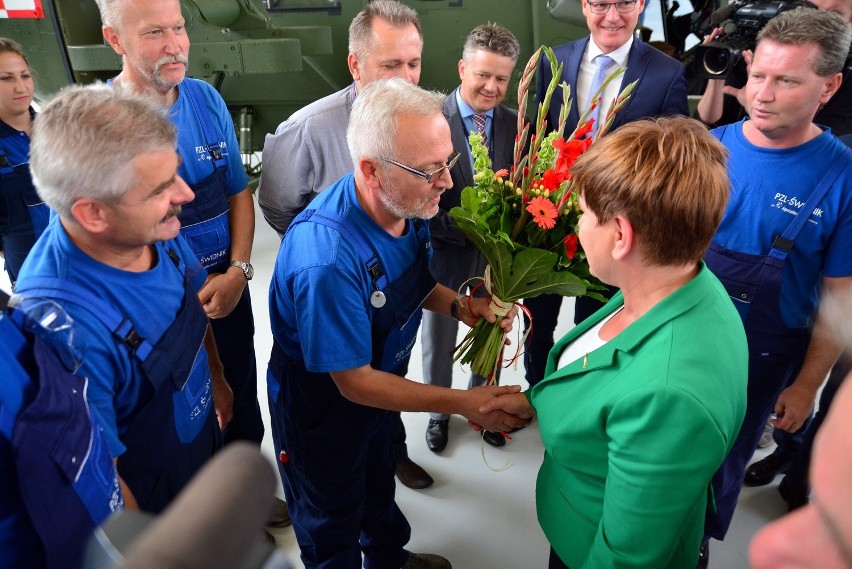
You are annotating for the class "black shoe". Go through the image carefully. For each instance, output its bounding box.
[482,430,506,448]
[267,496,291,528]
[402,552,452,569]
[696,542,709,569]
[426,419,449,453]
[744,451,795,486]
[395,458,434,489]
[778,476,809,511]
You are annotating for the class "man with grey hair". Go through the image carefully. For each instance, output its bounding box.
[259,0,433,490]
[700,7,852,565]
[95,0,268,495]
[16,84,226,513]
[267,77,529,569]
[423,23,520,453]
[258,0,422,236]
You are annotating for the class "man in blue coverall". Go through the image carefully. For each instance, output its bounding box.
[267,78,529,569]
[95,0,287,524]
[701,8,852,565]
[16,84,227,514]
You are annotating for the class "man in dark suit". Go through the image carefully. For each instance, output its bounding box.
[524,0,689,387]
[422,23,519,452]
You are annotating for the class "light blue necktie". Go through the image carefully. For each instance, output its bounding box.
[588,55,615,137]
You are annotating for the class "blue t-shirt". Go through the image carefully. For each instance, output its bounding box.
[270,173,421,372]
[711,121,852,328]
[15,222,208,455]
[170,78,248,196]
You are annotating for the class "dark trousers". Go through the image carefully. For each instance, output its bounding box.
[211,287,264,445]
[705,347,804,540]
[549,548,570,569]
[267,349,411,569]
[779,354,850,493]
[391,412,408,463]
[523,294,562,387]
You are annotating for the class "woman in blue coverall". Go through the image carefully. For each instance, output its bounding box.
[0,38,49,288]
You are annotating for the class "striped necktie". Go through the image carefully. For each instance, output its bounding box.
[472,112,488,146]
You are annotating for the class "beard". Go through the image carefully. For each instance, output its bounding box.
[378,176,440,221]
[131,53,189,92]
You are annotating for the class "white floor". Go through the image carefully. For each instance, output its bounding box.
[1,200,790,569]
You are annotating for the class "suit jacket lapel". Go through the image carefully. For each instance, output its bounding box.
[445,89,475,188]
[560,37,589,134]
[616,40,650,128]
[492,105,516,171]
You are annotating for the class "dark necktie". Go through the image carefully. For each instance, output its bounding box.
[472,112,488,147]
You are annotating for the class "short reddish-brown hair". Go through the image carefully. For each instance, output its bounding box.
[572,116,729,266]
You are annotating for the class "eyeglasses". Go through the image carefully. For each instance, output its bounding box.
[379,151,461,184]
[587,0,638,13]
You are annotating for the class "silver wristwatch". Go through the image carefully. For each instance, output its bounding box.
[229,260,254,281]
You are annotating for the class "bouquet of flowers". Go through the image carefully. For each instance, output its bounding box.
[449,46,636,382]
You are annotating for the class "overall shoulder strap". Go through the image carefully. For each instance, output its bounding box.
[13,278,154,361]
[180,79,228,171]
[770,149,849,260]
[289,209,388,293]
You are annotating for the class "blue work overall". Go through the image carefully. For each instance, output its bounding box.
[268,211,436,569]
[177,79,263,445]
[1,116,50,284]
[1,297,122,569]
[17,248,220,515]
[702,156,846,541]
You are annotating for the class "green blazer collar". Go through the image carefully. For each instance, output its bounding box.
[536,262,715,386]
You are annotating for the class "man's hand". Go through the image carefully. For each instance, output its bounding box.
[211,368,234,431]
[461,296,519,339]
[696,27,751,124]
[198,270,245,319]
[722,49,752,109]
[478,391,535,419]
[204,325,233,430]
[460,385,532,433]
[772,382,817,433]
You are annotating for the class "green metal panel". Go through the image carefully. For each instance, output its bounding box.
[1,0,693,156]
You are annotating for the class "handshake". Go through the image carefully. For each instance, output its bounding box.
[461,385,536,434]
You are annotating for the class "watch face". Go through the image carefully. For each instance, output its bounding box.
[245,263,254,280]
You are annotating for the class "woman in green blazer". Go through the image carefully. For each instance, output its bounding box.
[482,117,748,568]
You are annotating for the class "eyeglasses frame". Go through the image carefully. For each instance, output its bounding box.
[379,150,461,184]
[586,0,638,14]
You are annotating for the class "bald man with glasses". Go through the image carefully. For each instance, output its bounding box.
[523,0,688,388]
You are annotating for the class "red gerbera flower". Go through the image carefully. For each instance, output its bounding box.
[526,196,558,230]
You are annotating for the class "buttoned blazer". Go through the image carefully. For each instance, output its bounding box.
[430,89,517,246]
[537,36,688,136]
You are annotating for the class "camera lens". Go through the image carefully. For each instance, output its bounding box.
[703,47,731,76]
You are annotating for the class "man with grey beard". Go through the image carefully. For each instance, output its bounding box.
[94,0,281,520]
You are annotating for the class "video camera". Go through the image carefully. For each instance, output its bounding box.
[693,0,813,79]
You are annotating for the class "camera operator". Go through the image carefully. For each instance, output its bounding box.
[694,0,852,135]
